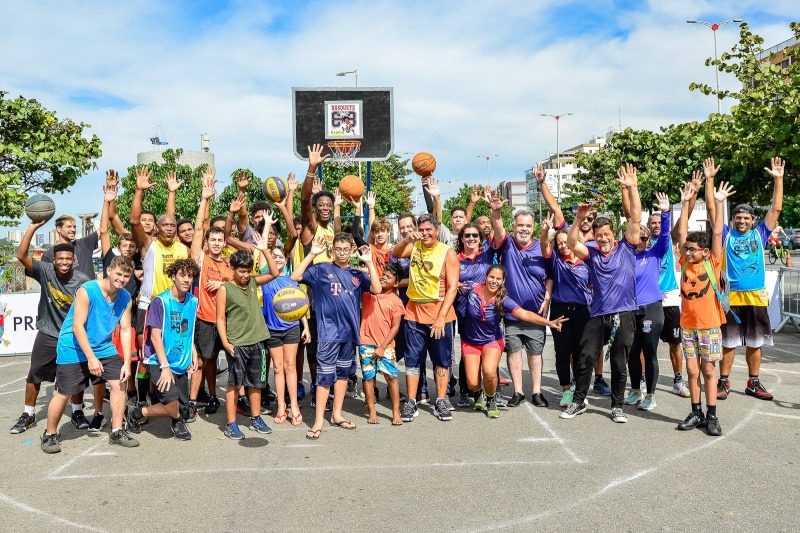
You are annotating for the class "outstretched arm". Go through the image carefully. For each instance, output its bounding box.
[618,164,642,245]
[16,221,46,271]
[165,170,182,218]
[676,181,696,249]
[130,166,155,253]
[300,144,328,244]
[234,172,250,234]
[703,157,719,227]
[99,182,117,256]
[486,186,507,245]
[391,231,421,259]
[567,204,591,260]
[540,211,554,259]
[290,237,324,282]
[712,182,736,260]
[671,171,702,243]
[279,174,299,257]
[764,157,785,230]
[425,177,443,224]
[533,163,565,227]
[465,185,481,222]
[191,168,217,261]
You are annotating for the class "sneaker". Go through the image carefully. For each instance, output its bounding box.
[716,379,730,400]
[196,387,211,405]
[434,398,452,421]
[346,377,357,398]
[185,402,198,423]
[260,396,272,416]
[88,413,105,432]
[204,396,220,415]
[224,422,245,440]
[124,405,143,434]
[473,390,486,411]
[456,393,471,408]
[236,396,250,415]
[249,416,272,434]
[40,431,61,454]
[296,381,306,401]
[531,392,549,407]
[610,407,628,423]
[109,428,140,448]
[401,399,418,422]
[638,394,657,411]
[677,411,706,431]
[640,379,647,394]
[508,392,525,407]
[418,393,429,405]
[705,415,722,436]
[171,419,192,441]
[560,399,588,419]
[443,397,455,411]
[495,394,508,408]
[744,379,774,401]
[10,412,36,434]
[593,377,612,396]
[71,409,90,430]
[559,390,574,408]
[624,390,644,405]
[486,397,500,418]
[673,380,691,398]
[325,395,333,412]
[264,385,277,402]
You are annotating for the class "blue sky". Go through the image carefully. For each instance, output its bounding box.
[1,0,796,233]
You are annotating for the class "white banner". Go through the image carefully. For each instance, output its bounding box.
[0,292,39,356]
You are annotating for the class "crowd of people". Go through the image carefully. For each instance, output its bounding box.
[7,144,786,453]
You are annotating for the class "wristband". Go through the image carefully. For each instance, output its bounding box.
[306,171,316,179]
[160,362,170,369]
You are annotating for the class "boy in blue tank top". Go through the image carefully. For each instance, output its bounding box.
[41,256,136,454]
[126,259,200,441]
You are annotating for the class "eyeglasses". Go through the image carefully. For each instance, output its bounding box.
[463,233,480,239]
[585,216,595,222]
[683,247,701,254]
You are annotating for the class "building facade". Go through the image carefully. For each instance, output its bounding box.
[497,181,527,211]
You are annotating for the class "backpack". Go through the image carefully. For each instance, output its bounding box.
[681,258,740,324]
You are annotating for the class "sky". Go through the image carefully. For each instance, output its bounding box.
[1,0,796,234]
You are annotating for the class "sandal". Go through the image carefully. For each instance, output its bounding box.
[274,410,288,424]
[305,428,322,440]
[331,418,357,430]
[289,411,303,427]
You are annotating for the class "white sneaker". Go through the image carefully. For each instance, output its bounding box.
[673,380,690,398]
[610,407,628,423]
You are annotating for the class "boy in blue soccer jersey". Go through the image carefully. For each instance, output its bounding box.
[125,259,200,441]
[291,233,382,440]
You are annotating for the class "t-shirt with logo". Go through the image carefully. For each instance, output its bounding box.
[586,240,638,317]
[679,255,727,330]
[197,251,233,323]
[546,251,591,306]
[302,262,371,344]
[456,284,520,345]
[360,291,405,347]
[143,289,198,374]
[493,236,549,321]
[25,260,91,338]
[722,222,771,307]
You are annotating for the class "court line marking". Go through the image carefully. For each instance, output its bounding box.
[0,375,27,388]
[516,437,558,443]
[0,361,26,369]
[756,411,800,421]
[47,442,105,480]
[764,346,799,357]
[0,387,24,396]
[0,491,107,532]
[654,357,800,375]
[526,403,585,464]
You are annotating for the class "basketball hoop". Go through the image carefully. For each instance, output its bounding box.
[327,140,361,167]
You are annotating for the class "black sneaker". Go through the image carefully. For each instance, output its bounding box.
[434,398,453,421]
[346,377,357,399]
[88,413,105,432]
[171,419,192,441]
[559,399,588,419]
[71,409,90,430]
[401,399,418,422]
[204,396,220,415]
[236,396,250,416]
[185,402,198,424]
[124,405,143,434]
[40,431,61,454]
[508,392,526,407]
[196,387,211,405]
[676,411,706,431]
[264,384,277,402]
[10,412,36,434]
[109,428,140,448]
[705,415,722,436]
[531,393,549,407]
[325,395,333,412]
[260,396,272,416]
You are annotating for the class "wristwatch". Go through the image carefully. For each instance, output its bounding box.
[159,362,170,369]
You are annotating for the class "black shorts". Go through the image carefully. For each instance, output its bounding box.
[721,305,773,349]
[135,308,147,336]
[195,319,224,361]
[660,306,682,345]
[55,357,124,396]
[27,333,59,384]
[148,365,189,405]
[265,325,301,349]
[227,342,267,388]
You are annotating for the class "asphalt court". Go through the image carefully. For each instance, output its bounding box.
[0,333,798,532]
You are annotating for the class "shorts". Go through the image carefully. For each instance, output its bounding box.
[148,364,189,405]
[682,328,723,363]
[227,342,267,388]
[26,333,59,384]
[660,306,682,345]
[359,345,398,380]
[265,325,301,349]
[403,320,453,373]
[316,342,356,387]
[721,305,774,349]
[55,357,124,396]
[461,339,505,357]
[135,308,147,335]
[194,319,224,361]
[504,320,545,355]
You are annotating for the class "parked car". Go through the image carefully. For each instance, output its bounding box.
[788,229,800,250]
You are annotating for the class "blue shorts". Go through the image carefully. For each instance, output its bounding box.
[359,345,399,380]
[316,342,356,387]
[403,320,453,374]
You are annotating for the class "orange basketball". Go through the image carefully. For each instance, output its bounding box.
[412,152,437,176]
[339,175,365,201]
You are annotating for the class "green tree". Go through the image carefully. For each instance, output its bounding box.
[0,91,103,224]
[443,184,513,229]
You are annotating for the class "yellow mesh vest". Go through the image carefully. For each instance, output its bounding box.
[407,241,448,303]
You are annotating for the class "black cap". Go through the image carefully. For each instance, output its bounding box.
[732,204,754,216]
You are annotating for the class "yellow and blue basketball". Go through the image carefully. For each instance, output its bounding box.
[24,194,56,223]
[272,286,309,322]
[263,176,287,203]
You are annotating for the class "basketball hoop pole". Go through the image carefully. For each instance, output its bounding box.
[364,161,372,238]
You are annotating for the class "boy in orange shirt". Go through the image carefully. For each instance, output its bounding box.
[675,179,735,436]
[360,262,405,425]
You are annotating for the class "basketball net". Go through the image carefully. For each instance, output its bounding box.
[327,140,361,168]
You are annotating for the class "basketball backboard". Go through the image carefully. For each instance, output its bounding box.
[292,87,393,161]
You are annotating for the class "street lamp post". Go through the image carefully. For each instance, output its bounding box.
[336,69,358,87]
[686,18,743,114]
[476,154,499,185]
[541,113,572,200]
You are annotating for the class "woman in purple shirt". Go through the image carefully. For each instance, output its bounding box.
[625,196,672,412]
[456,265,566,419]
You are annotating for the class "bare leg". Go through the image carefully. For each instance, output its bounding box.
[270,346,287,416]
[92,383,106,415]
[720,347,735,377]
[45,392,70,434]
[386,376,402,424]
[528,353,542,394]
[669,343,683,374]
[363,378,378,423]
[745,347,762,376]
[330,378,350,423]
[686,357,701,404]
[283,343,300,417]
[142,400,179,419]
[247,387,261,418]
[434,366,449,399]
[108,380,126,431]
[482,348,502,397]
[310,384,329,433]
[405,374,420,403]
[507,350,524,395]
[189,357,205,401]
[225,385,237,424]
[464,355,481,392]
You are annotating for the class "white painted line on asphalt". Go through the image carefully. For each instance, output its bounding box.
[526,403,585,464]
[0,361,25,368]
[47,442,105,480]
[0,375,26,388]
[765,346,799,356]
[732,364,800,375]
[0,387,24,396]
[0,491,107,532]
[285,443,322,448]
[85,452,118,457]
[756,411,800,421]
[516,437,558,443]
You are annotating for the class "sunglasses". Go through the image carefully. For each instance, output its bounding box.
[584,216,595,222]
[463,233,480,239]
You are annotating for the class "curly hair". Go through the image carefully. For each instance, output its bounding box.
[166,258,200,279]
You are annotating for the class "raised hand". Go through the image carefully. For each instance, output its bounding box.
[405,230,423,243]
[166,171,183,193]
[680,181,696,205]
[229,192,246,213]
[286,172,297,193]
[308,144,330,168]
[105,169,119,188]
[334,188,343,207]
[703,157,720,180]
[486,187,506,211]
[424,177,440,197]
[765,157,785,180]
[470,184,482,204]
[358,245,372,263]
[252,231,269,251]
[262,210,277,235]
[534,163,546,184]
[541,211,554,231]
[365,191,376,209]
[236,171,250,191]
[655,192,670,212]
[201,172,217,200]
[714,181,736,202]
[616,163,638,189]
[575,203,592,220]
[136,167,155,191]
[312,177,322,195]
[103,184,118,203]
[310,236,326,255]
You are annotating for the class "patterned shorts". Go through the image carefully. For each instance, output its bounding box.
[359,345,398,380]
[681,327,723,363]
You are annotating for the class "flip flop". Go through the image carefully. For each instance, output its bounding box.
[289,411,303,427]
[305,428,322,440]
[331,419,357,430]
